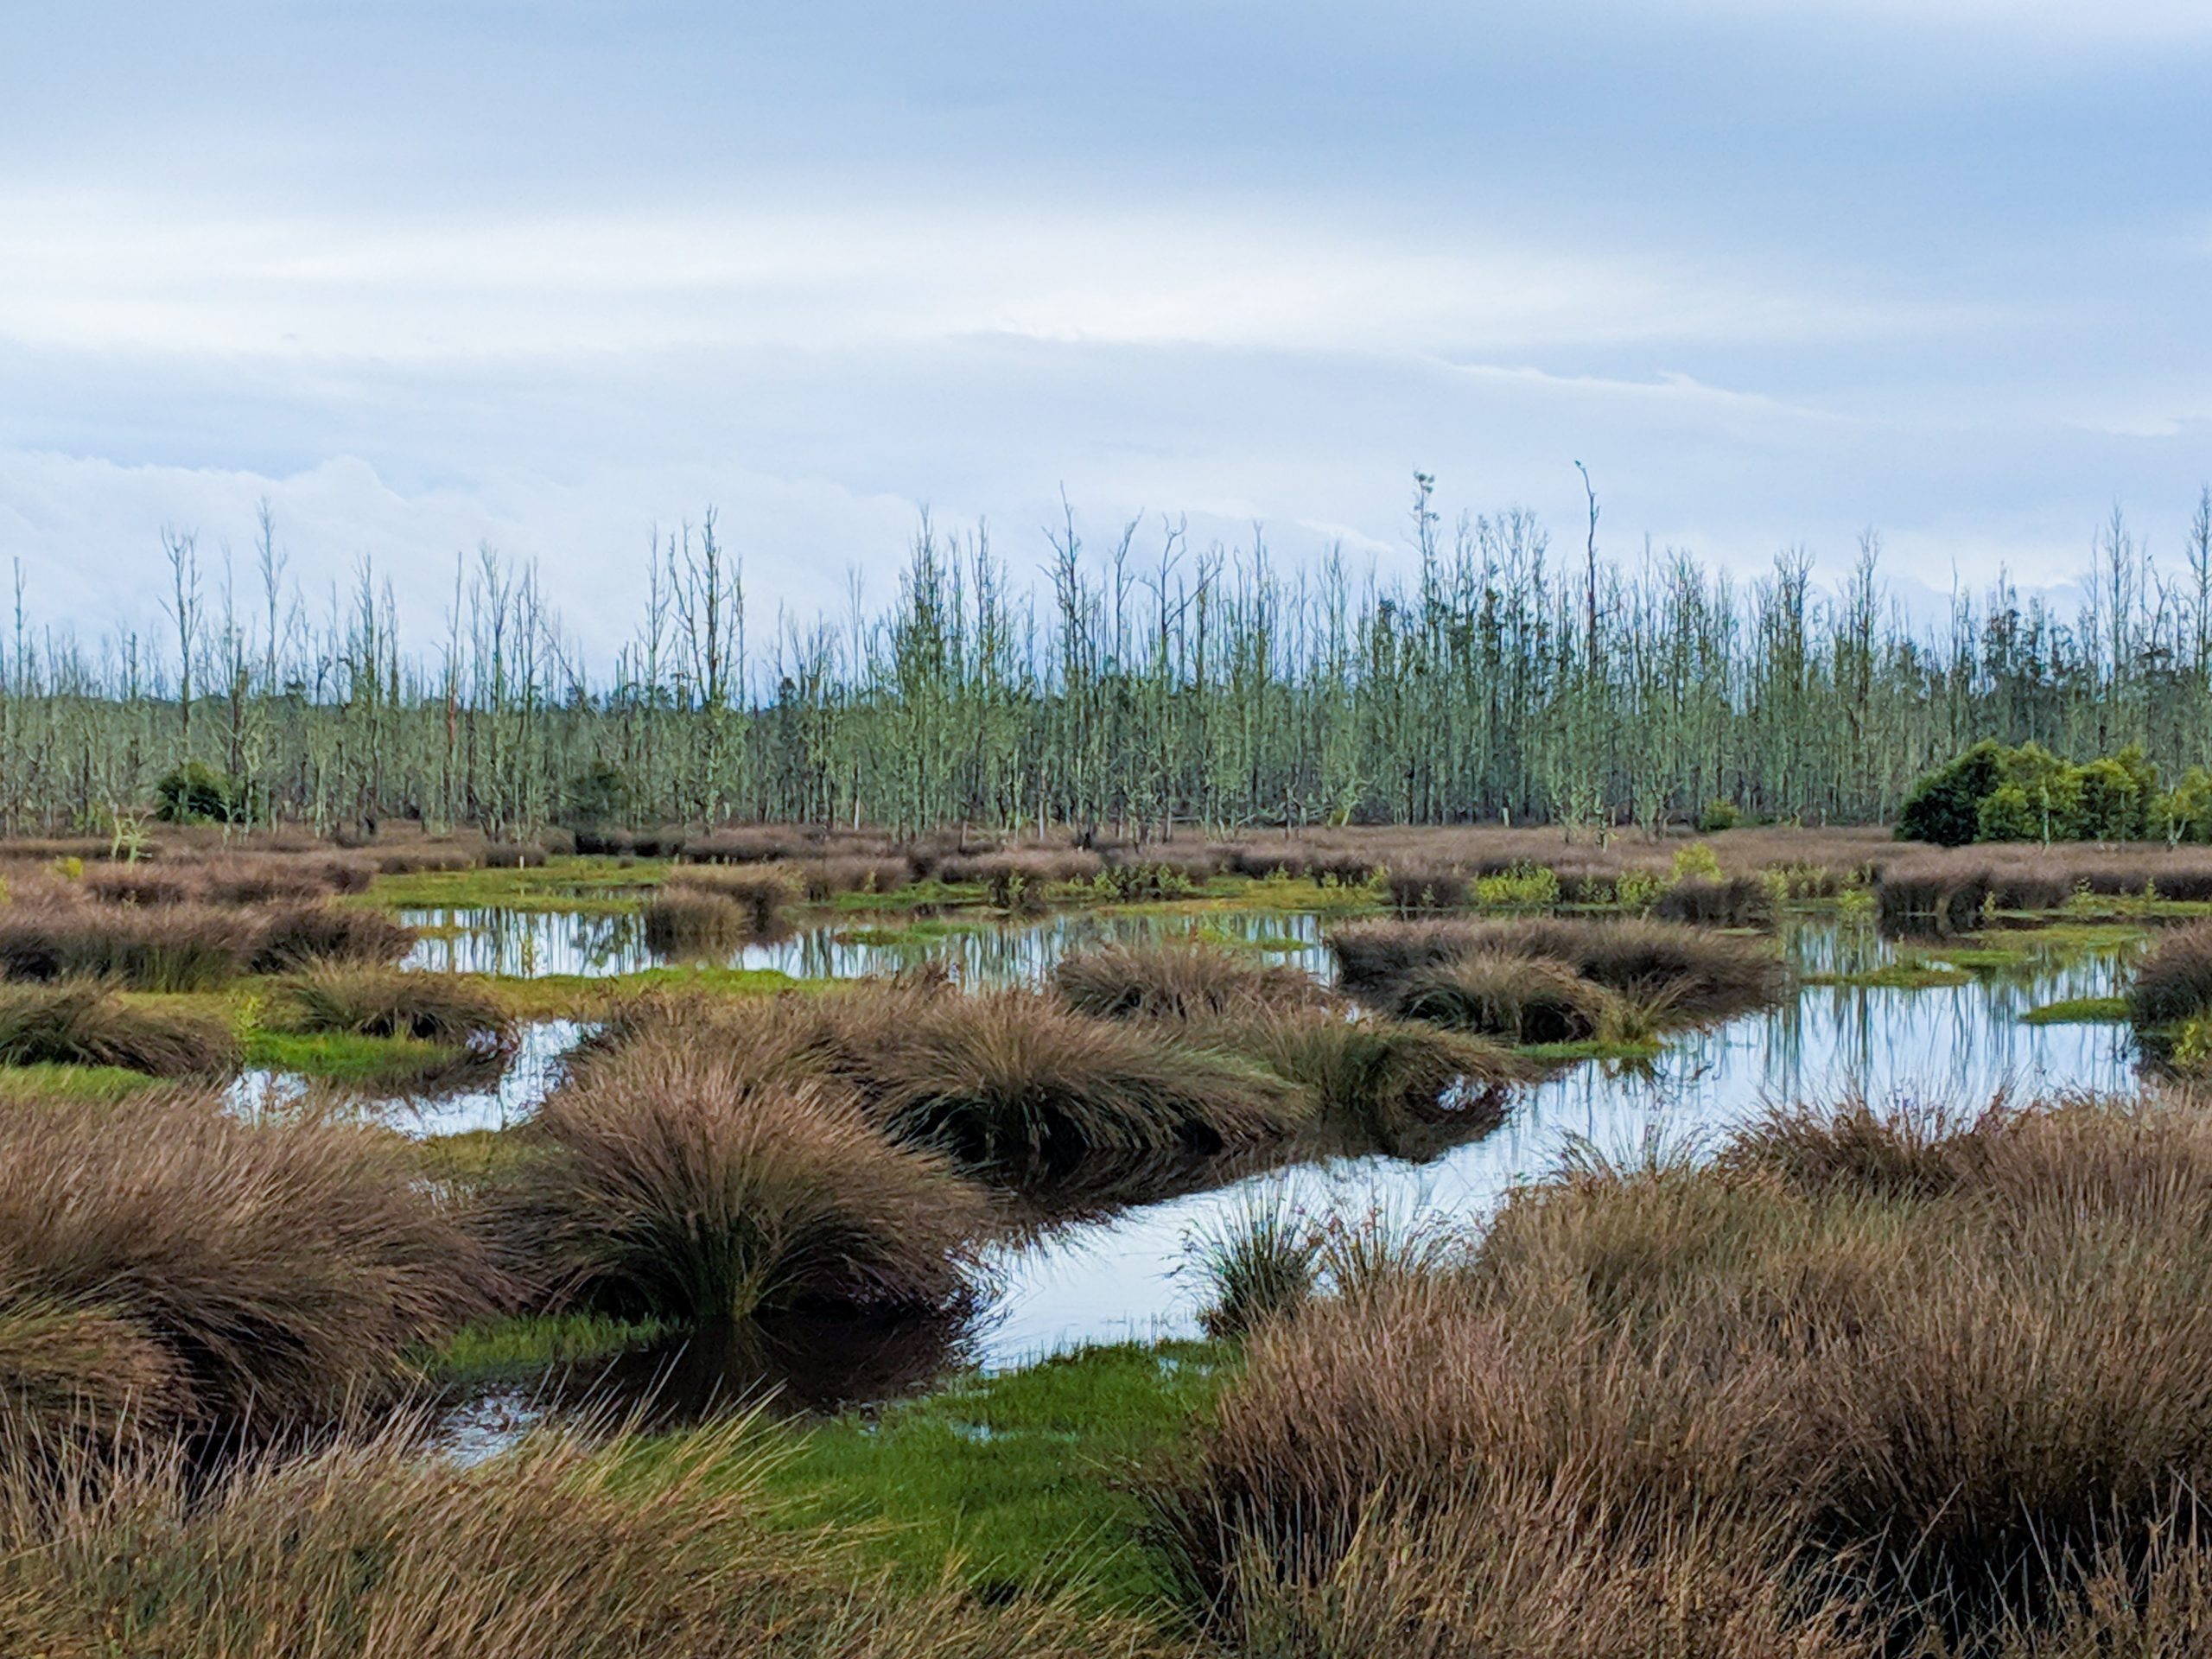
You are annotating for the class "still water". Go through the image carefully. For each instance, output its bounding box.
[363,907,2144,1374]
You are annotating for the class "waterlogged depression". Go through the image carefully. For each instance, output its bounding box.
[298,907,2147,1379]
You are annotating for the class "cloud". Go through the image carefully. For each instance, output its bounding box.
[0,190,1944,365]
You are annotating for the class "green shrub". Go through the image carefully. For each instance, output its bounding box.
[153,761,254,825]
[1897,739,2015,846]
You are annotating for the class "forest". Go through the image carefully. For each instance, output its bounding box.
[6,481,2211,840]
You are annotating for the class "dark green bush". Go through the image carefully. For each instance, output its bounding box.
[153,761,255,825]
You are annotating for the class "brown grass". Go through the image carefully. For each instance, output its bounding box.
[0,1092,493,1449]
[0,902,254,991]
[0,1421,1144,1659]
[1331,914,1785,1020]
[2130,921,2212,1032]
[1390,951,1618,1043]
[827,988,1311,1172]
[663,865,797,931]
[249,902,418,971]
[1163,1094,2212,1653]
[275,964,512,1050]
[0,982,238,1077]
[1052,939,1324,1022]
[492,1039,988,1324]
[642,889,755,956]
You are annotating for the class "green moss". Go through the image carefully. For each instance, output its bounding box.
[0,1062,163,1103]
[428,1312,671,1388]
[746,1339,1234,1615]
[2022,995,2131,1027]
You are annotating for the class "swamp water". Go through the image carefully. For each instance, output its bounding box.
[326,906,2142,1424]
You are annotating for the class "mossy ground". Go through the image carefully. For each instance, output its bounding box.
[428,1312,675,1388]
[744,1339,1233,1615]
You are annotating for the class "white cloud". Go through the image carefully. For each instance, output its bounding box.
[0,189,1943,365]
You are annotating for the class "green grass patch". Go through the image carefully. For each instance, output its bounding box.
[1804,963,1975,990]
[750,1338,1233,1615]
[2022,995,2131,1027]
[1195,925,1310,954]
[242,1027,468,1086]
[427,1312,672,1388]
[0,1061,163,1102]
[365,855,668,912]
[830,917,988,949]
[493,963,814,1019]
[1518,1036,1667,1067]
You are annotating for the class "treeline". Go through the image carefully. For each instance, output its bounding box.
[4,482,2210,838]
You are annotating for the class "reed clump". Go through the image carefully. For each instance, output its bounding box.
[491,1041,988,1325]
[1205,1007,1518,1148]
[0,982,238,1077]
[1162,1094,2212,1655]
[0,1092,493,1451]
[641,890,755,957]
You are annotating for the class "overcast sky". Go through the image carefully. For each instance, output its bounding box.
[3,1,2208,658]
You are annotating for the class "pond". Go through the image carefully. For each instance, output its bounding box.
[366,905,2145,1414]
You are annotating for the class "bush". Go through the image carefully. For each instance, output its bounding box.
[153,761,254,825]
[1697,797,1743,833]
[1897,739,2017,847]
[492,1041,987,1324]
[0,1093,493,1450]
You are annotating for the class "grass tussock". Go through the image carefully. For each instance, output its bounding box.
[0,982,238,1077]
[1053,939,1323,1022]
[795,854,914,899]
[1163,1094,2212,1655]
[1205,1007,1519,1148]
[275,964,512,1051]
[1390,950,1619,1043]
[642,889,756,956]
[831,988,1310,1172]
[0,902,254,991]
[662,865,796,931]
[0,1422,1141,1659]
[1331,913,1785,1021]
[248,901,417,972]
[492,1041,988,1325]
[1653,872,1772,926]
[2129,920,2212,1033]
[0,1093,493,1451]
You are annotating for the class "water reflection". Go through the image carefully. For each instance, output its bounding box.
[402,904,1333,984]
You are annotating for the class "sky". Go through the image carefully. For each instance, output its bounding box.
[2,0,2208,661]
